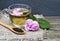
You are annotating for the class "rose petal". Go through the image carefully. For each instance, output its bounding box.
[14,8,21,11]
[12,8,23,16]
[25,19,39,31]
[26,19,33,23]
[33,21,39,27]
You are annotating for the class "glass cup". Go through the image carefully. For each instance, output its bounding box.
[8,4,31,27]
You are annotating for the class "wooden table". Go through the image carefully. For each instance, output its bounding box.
[0,10,60,41]
[44,16,60,41]
[0,13,44,41]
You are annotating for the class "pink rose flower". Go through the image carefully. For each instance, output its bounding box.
[25,19,39,31]
[11,8,23,16]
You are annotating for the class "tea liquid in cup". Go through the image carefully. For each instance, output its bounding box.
[9,8,30,27]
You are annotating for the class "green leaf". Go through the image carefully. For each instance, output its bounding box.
[28,14,37,20]
[28,14,51,29]
[37,18,51,29]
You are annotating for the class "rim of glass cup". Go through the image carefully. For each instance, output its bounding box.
[8,4,31,11]
[8,4,31,16]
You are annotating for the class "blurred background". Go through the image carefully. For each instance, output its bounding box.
[0,0,60,16]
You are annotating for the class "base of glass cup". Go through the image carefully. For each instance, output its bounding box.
[13,24,25,28]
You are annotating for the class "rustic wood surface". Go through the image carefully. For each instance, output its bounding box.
[0,14,44,41]
[0,10,60,41]
[43,16,60,41]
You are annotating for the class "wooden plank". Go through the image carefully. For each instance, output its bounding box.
[43,16,60,41]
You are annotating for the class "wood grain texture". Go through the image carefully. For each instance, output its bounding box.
[43,16,60,41]
[0,13,60,41]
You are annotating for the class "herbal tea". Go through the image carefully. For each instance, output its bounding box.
[9,8,30,27]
